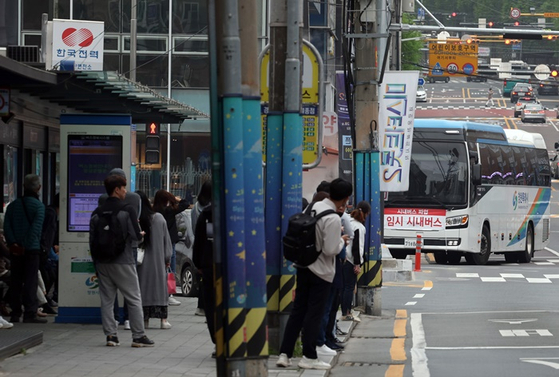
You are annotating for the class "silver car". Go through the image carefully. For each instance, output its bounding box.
[520,103,546,123]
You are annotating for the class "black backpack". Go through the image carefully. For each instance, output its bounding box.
[282,202,336,267]
[90,203,129,263]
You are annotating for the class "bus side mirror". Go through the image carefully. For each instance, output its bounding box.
[472,164,482,186]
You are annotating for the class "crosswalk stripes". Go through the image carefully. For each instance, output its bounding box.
[455,272,559,283]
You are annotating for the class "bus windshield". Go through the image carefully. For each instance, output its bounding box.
[387,141,468,207]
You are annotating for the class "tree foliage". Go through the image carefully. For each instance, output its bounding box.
[402,13,424,71]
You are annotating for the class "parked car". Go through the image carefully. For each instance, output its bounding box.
[513,96,538,117]
[174,208,200,297]
[416,85,427,102]
[510,83,534,104]
[520,103,546,123]
[537,78,559,95]
[426,76,449,83]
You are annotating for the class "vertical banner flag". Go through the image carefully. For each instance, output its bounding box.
[335,72,353,185]
[378,71,419,192]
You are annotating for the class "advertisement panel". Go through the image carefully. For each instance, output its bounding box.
[429,42,478,78]
[52,19,104,71]
[378,71,418,192]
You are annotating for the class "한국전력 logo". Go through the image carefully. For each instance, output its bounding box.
[62,28,94,47]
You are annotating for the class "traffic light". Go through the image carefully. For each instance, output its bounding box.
[488,21,494,27]
[145,122,160,164]
[451,12,457,17]
[552,70,558,78]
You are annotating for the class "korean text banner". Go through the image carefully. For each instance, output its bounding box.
[52,19,104,71]
[378,71,419,192]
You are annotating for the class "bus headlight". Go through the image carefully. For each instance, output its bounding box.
[446,215,468,228]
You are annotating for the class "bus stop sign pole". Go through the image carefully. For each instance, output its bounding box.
[414,234,422,272]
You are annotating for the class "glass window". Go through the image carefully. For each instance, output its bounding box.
[123,54,168,87]
[22,0,49,30]
[174,37,208,53]
[103,53,121,72]
[480,143,503,185]
[171,55,209,88]
[3,146,18,210]
[536,149,550,186]
[104,37,119,52]
[512,147,526,185]
[387,141,468,206]
[136,0,169,34]
[501,146,514,185]
[74,0,122,33]
[525,149,538,186]
[124,36,167,52]
[172,0,208,34]
[24,34,42,46]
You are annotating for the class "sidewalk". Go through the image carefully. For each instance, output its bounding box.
[0,298,399,377]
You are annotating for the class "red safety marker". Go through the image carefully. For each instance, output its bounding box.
[414,234,422,272]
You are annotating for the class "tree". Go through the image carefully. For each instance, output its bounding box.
[401,13,424,71]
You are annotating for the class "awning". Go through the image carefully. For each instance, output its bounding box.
[0,55,208,124]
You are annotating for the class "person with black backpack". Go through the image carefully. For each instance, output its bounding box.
[277,178,353,370]
[89,174,154,348]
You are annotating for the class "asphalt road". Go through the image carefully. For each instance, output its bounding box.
[416,77,559,150]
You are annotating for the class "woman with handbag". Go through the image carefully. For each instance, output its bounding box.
[135,191,173,329]
[153,190,190,306]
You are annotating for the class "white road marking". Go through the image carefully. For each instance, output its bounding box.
[421,286,432,291]
[414,294,426,298]
[526,277,552,283]
[521,358,559,370]
[406,301,418,306]
[456,273,479,278]
[500,273,524,278]
[534,262,555,265]
[500,329,552,337]
[411,313,430,377]
[426,345,559,350]
[480,277,506,282]
[544,274,559,279]
[489,319,537,325]
[544,247,559,257]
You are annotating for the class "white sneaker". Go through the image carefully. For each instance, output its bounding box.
[298,356,331,370]
[168,296,181,306]
[316,344,337,356]
[161,320,172,329]
[124,320,130,330]
[0,317,13,329]
[276,353,292,367]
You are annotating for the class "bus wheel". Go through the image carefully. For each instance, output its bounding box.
[447,252,462,265]
[472,225,491,265]
[465,254,475,264]
[504,253,518,263]
[517,224,534,263]
[434,252,448,264]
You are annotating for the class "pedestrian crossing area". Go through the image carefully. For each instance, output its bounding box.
[456,270,559,283]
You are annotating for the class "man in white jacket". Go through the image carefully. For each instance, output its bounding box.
[277,178,353,370]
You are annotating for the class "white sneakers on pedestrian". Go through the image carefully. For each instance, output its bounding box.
[124,320,130,330]
[276,353,292,367]
[316,344,337,356]
[298,356,331,370]
[161,320,172,329]
[0,317,14,329]
[168,296,181,306]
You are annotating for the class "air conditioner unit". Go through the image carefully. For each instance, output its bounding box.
[7,45,40,63]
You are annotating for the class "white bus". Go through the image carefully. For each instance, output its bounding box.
[383,120,551,265]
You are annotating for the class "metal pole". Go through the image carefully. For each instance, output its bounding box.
[130,0,137,82]
[166,0,173,191]
[267,0,288,352]
[216,0,247,374]
[239,0,268,374]
[353,0,382,316]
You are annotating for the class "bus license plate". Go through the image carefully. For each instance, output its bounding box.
[405,238,422,248]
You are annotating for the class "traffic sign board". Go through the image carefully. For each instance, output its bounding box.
[510,8,521,19]
[429,42,478,78]
[418,78,425,86]
[534,64,550,80]
[544,12,559,18]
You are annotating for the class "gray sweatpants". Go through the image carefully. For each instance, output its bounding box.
[96,263,145,339]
